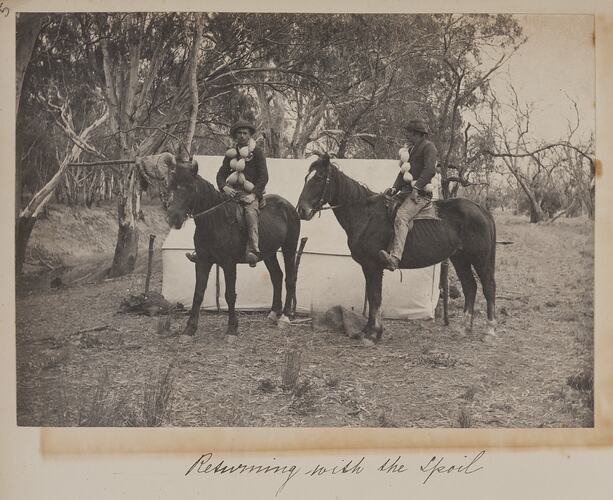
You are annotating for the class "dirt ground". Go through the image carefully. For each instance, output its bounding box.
[16,207,594,428]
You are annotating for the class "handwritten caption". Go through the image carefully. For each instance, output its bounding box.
[0,2,9,18]
[185,450,486,496]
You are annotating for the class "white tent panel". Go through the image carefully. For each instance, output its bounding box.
[161,156,441,319]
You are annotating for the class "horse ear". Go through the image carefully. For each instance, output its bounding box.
[191,158,199,175]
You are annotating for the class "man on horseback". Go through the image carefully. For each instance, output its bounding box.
[379,118,438,271]
[216,119,269,267]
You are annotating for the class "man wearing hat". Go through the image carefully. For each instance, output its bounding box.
[216,119,269,267]
[379,118,438,271]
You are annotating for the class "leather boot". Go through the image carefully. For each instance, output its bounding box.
[378,249,400,271]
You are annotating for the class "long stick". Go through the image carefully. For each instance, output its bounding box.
[291,237,309,316]
[144,234,156,297]
[67,159,135,167]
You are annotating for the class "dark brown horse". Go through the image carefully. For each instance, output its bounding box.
[296,154,497,344]
[165,159,300,338]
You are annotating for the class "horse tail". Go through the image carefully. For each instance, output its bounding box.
[483,205,497,275]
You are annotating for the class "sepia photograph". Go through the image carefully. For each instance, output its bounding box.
[15,10,595,430]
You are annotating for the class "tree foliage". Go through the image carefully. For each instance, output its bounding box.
[16,12,593,276]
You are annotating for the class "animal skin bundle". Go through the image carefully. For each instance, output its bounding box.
[398,147,433,193]
[225,138,257,192]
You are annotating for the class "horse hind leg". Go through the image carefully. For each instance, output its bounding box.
[264,255,284,324]
[278,222,300,327]
[362,265,383,345]
[450,254,477,336]
[474,260,497,340]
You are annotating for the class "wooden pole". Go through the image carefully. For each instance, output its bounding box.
[144,234,156,296]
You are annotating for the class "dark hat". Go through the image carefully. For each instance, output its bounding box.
[405,119,429,134]
[230,119,256,137]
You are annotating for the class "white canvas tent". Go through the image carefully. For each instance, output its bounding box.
[162,156,441,319]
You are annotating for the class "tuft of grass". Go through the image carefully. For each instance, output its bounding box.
[377,409,399,428]
[157,316,171,336]
[457,407,473,428]
[567,370,593,392]
[281,350,302,391]
[459,385,478,401]
[418,351,457,368]
[290,379,318,416]
[79,368,112,426]
[143,363,175,426]
[257,378,276,393]
[325,376,340,388]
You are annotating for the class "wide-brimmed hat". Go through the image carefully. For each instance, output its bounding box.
[405,119,429,134]
[230,119,256,138]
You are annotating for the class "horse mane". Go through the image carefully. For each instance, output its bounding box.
[329,162,376,204]
[193,172,224,205]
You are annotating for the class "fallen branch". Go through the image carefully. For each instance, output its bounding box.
[73,325,119,335]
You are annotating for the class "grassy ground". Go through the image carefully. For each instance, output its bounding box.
[16,208,594,428]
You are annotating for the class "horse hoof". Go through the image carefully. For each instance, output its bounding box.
[182,325,196,337]
[277,315,291,329]
[482,332,498,344]
[267,311,280,323]
[360,337,375,347]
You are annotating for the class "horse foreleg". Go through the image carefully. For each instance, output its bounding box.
[264,256,283,323]
[185,258,213,336]
[362,266,384,343]
[222,263,239,337]
[281,243,297,322]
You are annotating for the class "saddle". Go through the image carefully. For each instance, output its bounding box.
[378,193,440,222]
[225,196,267,226]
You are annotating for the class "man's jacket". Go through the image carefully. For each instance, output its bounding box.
[392,138,438,192]
[216,146,269,199]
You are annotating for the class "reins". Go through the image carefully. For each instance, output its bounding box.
[190,198,233,219]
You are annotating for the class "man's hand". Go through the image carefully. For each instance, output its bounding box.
[383,187,396,197]
[223,185,238,198]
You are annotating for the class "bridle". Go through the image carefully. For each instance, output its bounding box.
[305,163,342,216]
[168,170,232,221]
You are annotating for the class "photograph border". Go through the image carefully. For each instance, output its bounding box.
[2,0,612,460]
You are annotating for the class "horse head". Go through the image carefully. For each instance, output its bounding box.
[165,157,199,229]
[296,153,335,220]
